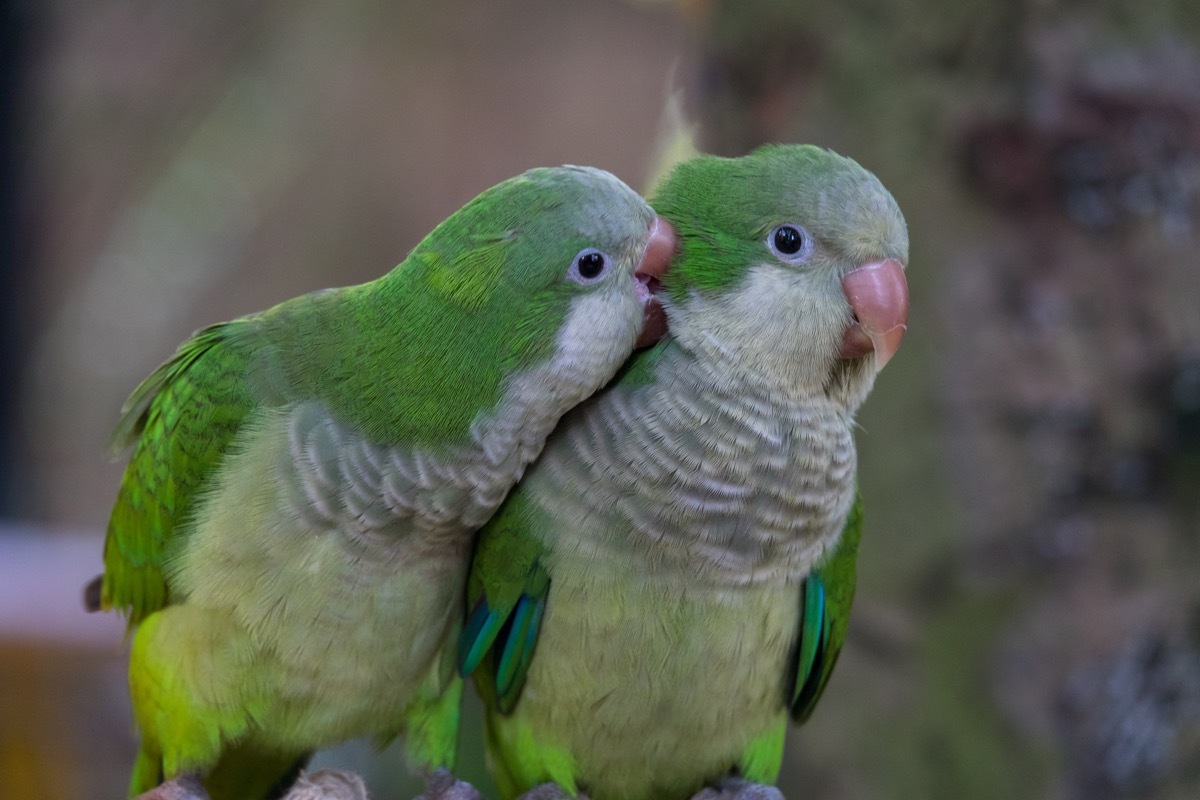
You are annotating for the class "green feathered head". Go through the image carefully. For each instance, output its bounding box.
[649,144,909,402]
[271,165,674,447]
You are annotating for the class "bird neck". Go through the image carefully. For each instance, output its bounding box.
[541,342,859,587]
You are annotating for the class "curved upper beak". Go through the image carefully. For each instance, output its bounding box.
[633,216,677,348]
[838,257,909,370]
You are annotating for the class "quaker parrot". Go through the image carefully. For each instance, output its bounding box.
[87,165,677,800]
[459,144,909,800]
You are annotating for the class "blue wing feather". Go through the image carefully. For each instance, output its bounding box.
[788,492,863,722]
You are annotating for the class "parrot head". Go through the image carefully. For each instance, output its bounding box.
[262,165,677,452]
[416,165,674,360]
[649,144,908,406]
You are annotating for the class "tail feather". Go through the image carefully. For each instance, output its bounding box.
[129,745,163,796]
[205,747,311,800]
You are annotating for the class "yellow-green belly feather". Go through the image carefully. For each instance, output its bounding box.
[488,567,800,800]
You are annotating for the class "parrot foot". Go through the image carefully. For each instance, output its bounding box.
[692,778,785,800]
[513,783,588,800]
[133,774,209,800]
[414,767,483,800]
[282,769,371,800]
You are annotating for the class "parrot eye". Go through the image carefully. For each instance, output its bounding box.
[567,248,611,285]
[768,224,813,263]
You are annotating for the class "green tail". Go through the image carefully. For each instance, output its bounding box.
[129,745,162,797]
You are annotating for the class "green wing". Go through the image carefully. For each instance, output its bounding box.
[458,489,550,715]
[100,321,258,624]
[788,492,863,722]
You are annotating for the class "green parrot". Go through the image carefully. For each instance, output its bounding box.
[459,145,909,800]
[87,165,677,800]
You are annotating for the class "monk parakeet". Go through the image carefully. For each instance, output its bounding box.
[460,145,909,800]
[87,165,676,800]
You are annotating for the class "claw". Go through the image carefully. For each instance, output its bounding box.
[515,783,588,800]
[691,778,785,800]
[133,775,208,800]
[414,768,483,800]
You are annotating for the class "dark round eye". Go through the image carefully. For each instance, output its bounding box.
[568,248,611,284]
[773,225,804,255]
[578,252,605,278]
[768,223,813,263]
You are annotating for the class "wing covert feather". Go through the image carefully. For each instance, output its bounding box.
[459,489,550,714]
[789,491,862,722]
[101,322,258,623]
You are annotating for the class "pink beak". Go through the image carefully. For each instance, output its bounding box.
[633,216,677,349]
[838,257,909,370]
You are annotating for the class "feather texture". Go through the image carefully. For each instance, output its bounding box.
[465,145,907,800]
[96,165,665,799]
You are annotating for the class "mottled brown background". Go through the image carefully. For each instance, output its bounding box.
[2,1,1198,799]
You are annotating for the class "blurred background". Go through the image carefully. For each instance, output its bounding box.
[2,0,1199,798]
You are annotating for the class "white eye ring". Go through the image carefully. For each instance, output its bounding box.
[767,224,814,263]
[567,248,611,285]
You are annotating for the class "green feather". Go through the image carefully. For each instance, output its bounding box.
[265,166,648,449]
[461,487,550,715]
[791,575,829,718]
[790,492,863,722]
[103,321,256,623]
[459,601,502,678]
[495,594,546,712]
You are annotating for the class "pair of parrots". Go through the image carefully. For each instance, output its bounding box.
[90,144,909,800]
